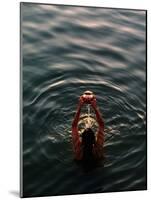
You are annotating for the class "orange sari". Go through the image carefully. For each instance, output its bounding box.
[72,103,104,160]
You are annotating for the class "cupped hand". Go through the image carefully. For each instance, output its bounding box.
[90,97,97,108]
[79,96,85,107]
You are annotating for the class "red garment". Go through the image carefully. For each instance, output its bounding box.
[72,103,104,160]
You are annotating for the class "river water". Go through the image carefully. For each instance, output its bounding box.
[21,3,147,197]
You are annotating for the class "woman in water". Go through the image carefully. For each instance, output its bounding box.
[72,91,104,162]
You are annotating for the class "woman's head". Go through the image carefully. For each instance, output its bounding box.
[82,128,95,147]
[81,128,95,162]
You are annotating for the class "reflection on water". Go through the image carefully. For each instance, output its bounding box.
[21,3,147,197]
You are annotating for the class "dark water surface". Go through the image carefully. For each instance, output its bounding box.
[21,3,147,197]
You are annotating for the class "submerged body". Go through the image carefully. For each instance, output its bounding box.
[72,92,104,161]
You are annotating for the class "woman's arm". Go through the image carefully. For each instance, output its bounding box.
[93,107,104,132]
[90,98,104,146]
[72,97,84,160]
[72,104,82,129]
[91,99,104,131]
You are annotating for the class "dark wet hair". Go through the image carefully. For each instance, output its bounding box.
[82,128,95,148]
[82,128,95,161]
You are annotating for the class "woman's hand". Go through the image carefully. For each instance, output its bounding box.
[90,97,97,108]
[78,96,85,107]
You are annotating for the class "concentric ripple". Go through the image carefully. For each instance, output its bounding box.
[22,3,146,197]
